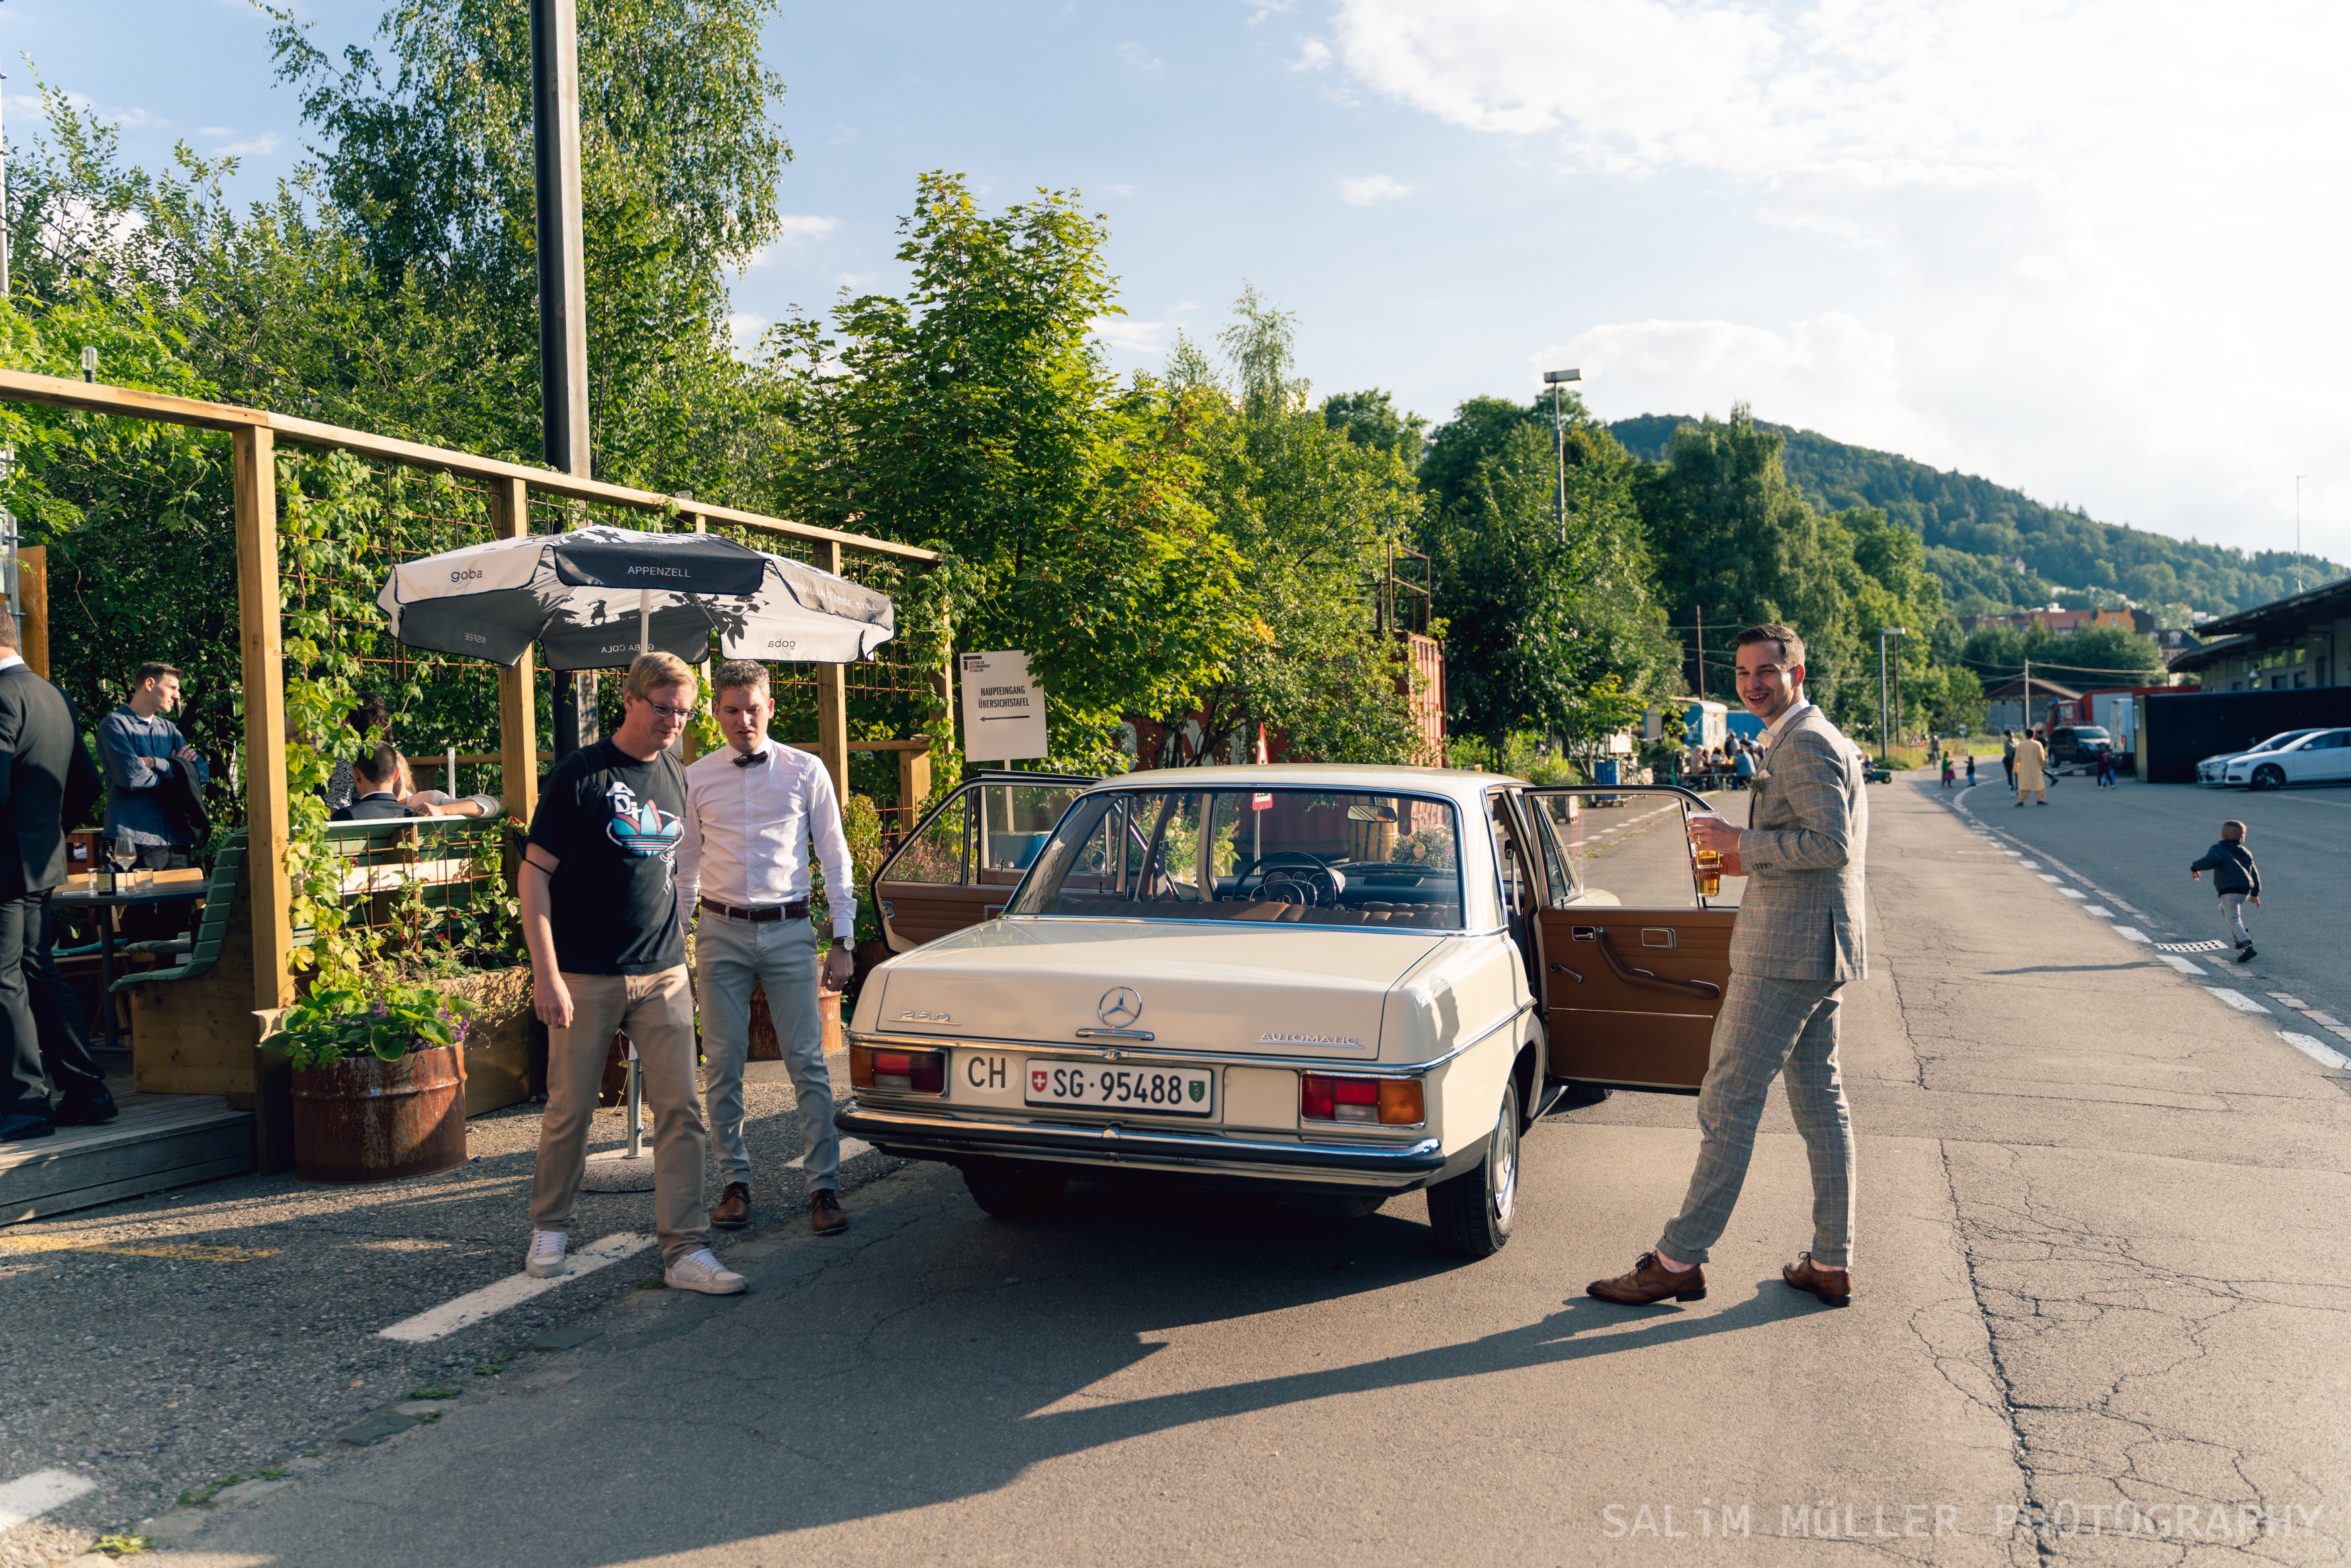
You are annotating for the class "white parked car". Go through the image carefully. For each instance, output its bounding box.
[2194,729,2323,786]
[841,766,1740,1256]
[2219,727,2351,790]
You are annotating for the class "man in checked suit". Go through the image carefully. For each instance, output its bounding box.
[1589,622,1867,1307]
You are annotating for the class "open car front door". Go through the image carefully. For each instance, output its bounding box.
[871,772,1099,954]
[1521,784,1743,1093]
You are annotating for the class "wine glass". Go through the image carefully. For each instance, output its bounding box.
[109,838,139,886]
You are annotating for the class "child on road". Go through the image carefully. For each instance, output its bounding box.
[2189,819,2262,964]
[1965,752,1977,786]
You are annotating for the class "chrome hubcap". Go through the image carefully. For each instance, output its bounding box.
[1491,1097,1519,1226]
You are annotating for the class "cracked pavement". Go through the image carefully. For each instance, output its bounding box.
[7,771,2349,1565]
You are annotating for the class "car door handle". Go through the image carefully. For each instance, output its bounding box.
[1548,963,1584,984]
[1594,929,1722,1001]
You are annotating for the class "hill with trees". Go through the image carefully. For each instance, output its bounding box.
[1608,414,2342,619]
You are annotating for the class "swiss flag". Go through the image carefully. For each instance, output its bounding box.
[1031,1070,1048,1092]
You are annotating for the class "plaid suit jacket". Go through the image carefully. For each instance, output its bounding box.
[1729,704,1868,982]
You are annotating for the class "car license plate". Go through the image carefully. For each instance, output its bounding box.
[1026,1061,1214,1117]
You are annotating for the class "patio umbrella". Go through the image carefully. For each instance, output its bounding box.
[374,524,895,670]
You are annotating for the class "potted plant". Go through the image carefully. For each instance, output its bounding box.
[263,976,476,1184]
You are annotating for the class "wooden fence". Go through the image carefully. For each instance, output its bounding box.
[0,367,940,1026]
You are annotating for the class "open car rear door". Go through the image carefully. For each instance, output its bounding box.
[871,772,1098,953]
[1521,784,1742,1093]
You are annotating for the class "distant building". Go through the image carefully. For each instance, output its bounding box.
[2167,577,2351,693]
[1959,607,2139,636]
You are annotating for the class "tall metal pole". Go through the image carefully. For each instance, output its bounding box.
[2022,655,2033,737]
[1693,604,1706,704]
[1542,369,1579,541]
[1877,631,1890,762]
[2,69,11,298]
[533,0,597,757]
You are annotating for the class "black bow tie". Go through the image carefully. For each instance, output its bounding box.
[734,749,768,767]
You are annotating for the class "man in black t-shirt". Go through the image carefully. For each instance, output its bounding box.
[519,653,742,1295]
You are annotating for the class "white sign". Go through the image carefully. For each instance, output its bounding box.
[959,650,1049,762]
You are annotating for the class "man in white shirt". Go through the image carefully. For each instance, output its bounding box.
[677,660,857,1236]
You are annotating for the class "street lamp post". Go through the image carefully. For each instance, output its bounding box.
[1877,627,1906,763]
[1543,368,1579,539]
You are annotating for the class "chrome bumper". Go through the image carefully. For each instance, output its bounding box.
[836,1099,1448,1183]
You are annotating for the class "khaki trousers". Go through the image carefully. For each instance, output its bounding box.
[528,967,709,1266]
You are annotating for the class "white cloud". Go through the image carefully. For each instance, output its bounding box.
[1329,0,2351,559]
[726,313,768,352]
[1094,316,1167,355]
[777,214,842,246]
[1291,38,1333,72]
[1338,173,1409,205]
[1117,42,1164,73]
[212,132,281,158]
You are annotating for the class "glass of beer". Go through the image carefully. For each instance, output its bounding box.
[1694,847,1723,898]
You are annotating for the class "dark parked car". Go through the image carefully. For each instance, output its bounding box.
[2045,725,2115,775]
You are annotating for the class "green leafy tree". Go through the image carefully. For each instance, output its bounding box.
[761,175,1243,769]
[1321,389,1429,463]
[1142,291,1425,766]
[1425,406,1674,747]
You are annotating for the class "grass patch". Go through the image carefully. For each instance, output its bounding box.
[93,1534,155,1557]
[416,1410,443,1423]
[632,1277,664,1290]
[175,1475,241,1506]
[406,1386,462,1400]
[470,1350,515,1378]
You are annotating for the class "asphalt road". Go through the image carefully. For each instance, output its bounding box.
[1941,770,2351,1049]
[7,776,2350,1565]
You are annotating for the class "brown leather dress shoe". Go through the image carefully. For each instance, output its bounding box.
[1783,1252,1853,1306]
[810,1189,848,1236]
[712,1182,751,1230]
[1586,1251,1707,1305]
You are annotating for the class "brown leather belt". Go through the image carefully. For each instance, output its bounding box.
[699,896,809,923]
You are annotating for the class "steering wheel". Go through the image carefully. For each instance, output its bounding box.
[1232,851,1346,909]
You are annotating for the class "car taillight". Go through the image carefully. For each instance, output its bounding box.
[1301,1075,1423,1126]
[850,1046,944,1094]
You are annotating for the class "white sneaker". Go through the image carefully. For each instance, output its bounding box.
[524,1230,568,1279]
[664,1248,746,1295]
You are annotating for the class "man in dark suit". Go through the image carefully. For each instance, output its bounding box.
[0,608,110,1141]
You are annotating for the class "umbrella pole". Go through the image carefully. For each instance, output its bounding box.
[639,588,650,655]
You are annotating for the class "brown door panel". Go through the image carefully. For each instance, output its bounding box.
[877,882,1000,951]
[1537,911,1733,1015]
[1538,908,1732,1092]
[1547,1010,1714,1087]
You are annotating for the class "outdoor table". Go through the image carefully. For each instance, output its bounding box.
[52,870,208,1049]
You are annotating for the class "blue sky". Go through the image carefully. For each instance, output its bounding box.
[12,1,2350,572]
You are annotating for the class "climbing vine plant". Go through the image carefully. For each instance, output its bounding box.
[277,447,521,987]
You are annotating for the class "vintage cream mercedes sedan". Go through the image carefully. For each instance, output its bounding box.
[839,764,1741,1256]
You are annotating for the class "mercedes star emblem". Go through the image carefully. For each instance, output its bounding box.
[1097,986,1143,1029]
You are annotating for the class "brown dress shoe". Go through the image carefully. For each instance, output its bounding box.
[1587,1251,1707,1305]
[711,1182,751,1230]
[810,1189,848,1236]
[1783,1252,1852,1306]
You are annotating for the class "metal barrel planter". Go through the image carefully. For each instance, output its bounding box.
[290,1044,469,1184]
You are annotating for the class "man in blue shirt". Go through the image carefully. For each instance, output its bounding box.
[98,663,206,857]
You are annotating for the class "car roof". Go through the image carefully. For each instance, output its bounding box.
[1088,763,1513,807]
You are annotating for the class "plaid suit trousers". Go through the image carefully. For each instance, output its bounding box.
[1658,972,1856,1270]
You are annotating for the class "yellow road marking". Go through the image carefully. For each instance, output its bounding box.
[0,1237,279,1262]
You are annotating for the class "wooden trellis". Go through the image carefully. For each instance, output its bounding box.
[0,367,942,1023]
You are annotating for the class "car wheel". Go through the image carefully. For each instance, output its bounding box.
[962,1162,1068,1220]
[1427,1076,1519,1258]
[2253,764,2285,791]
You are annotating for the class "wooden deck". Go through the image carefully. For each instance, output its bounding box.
[0,1093,254,1224]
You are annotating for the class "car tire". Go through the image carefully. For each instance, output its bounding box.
[2253,764,2285,792]
[962,1163,1068,1220]
[1427,1076,1519,1258]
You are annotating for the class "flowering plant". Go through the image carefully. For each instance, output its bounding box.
[260,974,477,1070]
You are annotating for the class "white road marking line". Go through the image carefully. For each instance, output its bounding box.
[376,1232,655,1344]
[2115,927,2152,943]
[2157,954,2204,974]
[2268,993,2309,1008]
[2020,860,2041,868]
[2037,874,2064,884]
[2280,1032,2351,1070]
[2206,989,2270,1014]
[0,1469,97,1530]
[2058,888,2086,899]
[2084,906,2112,917]
[791,1138,874,1170]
